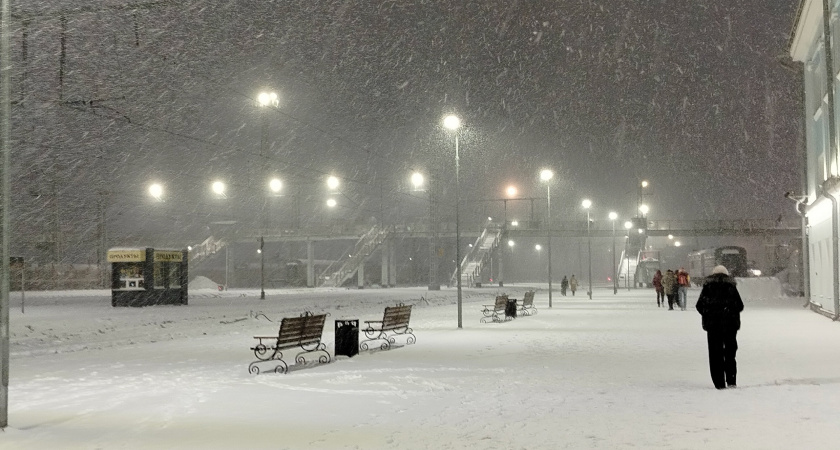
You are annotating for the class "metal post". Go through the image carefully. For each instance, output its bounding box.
[546,185,552,308]
[587,209,592,299]
[455,134,462,329]
[1,0,11,426]
[428,176,439,290]
[612,220,617,295]
[259,236,265,299]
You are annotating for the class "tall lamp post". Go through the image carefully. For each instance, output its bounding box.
[257,91,278,300]
[582,199,592,299]
[412,172,439,290]
[624,220,632,291]
[540,169,553,307]
[443,114,462,328]
[609,211,617,295]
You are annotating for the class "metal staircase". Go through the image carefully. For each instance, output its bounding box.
[450,227,504,287]
[319,224,392,287]
[189,236,227,266]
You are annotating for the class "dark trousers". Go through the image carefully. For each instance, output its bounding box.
[656,290,664,306]
[706,330,738,388]
[666,293,676,309]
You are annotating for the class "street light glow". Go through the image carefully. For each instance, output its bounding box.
[257,91,279,107]
[639,204,649,215]
[641,180,649,188]
[511,220,519,227]
[608,211,618,220]
[326,198,337,208]
[327,176,340,191]
[624,220,633,229]
[582,199,592,209]
[211,181,226,196]
[443,114,461,130]
[506,185,517,197]
[508,240,515,247]
[535,244,542,251]
[411,172,424,189]
[269,178,282,193]
[540,169,553,182]
[148,183,163,200]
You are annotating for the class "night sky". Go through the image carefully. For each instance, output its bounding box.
[10,0,802,256]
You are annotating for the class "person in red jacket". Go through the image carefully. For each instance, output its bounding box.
[696,265,744,390]
[652,270,664,307]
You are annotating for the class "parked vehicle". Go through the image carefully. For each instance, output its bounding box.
[687,246,749,282]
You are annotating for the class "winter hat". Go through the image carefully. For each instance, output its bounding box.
[712,265,729,275]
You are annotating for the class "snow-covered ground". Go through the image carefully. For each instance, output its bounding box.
[1,278,837,449]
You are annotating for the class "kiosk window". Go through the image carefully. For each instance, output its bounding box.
[118,263,144,290]
[169,264,181,288]
[154,263,166,288]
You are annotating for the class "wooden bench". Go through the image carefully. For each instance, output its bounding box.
[360,303,416,351]
[515,290,537,316]
[481,294,512,323]
[248,311,331,374]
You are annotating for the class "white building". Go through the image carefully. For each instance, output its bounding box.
[790,0,840,318]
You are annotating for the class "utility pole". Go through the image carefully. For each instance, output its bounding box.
[1,0,12,428]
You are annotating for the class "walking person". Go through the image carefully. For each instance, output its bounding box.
[677,267,690,311]
[560,276,569,296]
[569,275,578,296]
[695,265,744,390]
[662,269,678,310]
[652,269,664,307]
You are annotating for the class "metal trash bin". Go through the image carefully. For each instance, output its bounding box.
[335,319,359,357]
[505,299,517,319]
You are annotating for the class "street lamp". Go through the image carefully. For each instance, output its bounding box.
[411,171,439,291]
[624,220,632,291]
[256,91,278,301]
[443,114,462,328]
[269,178,282,195]
[582,199,592,299]
[148,183,163,201]
[639,204,649,218]
[609,211,618,295]
[540,169,554,307]
[327,175,340,191]
[211,181,226,198]
[504,185,517,225]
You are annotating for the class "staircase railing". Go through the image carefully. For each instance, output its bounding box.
[450,226,504,287]
[319,224,392,287]
[190,236,227,266]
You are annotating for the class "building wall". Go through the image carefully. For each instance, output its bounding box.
[792,0,840,316]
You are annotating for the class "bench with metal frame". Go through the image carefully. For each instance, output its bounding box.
[514,290,537,316]
[481,294,512,323]
[360,303,416,351]
[249,311,331,374]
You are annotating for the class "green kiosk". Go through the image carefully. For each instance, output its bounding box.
[108,247,188,307]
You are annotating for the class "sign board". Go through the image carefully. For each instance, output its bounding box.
[153,250,183,262]
[107,249,145,262]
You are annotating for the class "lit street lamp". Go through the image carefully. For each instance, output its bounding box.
[540,169,554,307]
[257,91,278,300]
[443,114,462,328]
[411,171,439,291]
[148,183,164,201]
[582,199,592,299]
[609,211,618,295]
[624,220,633,291]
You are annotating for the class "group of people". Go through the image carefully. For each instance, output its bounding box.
[651,267,691,310]
[652,264,744,390]
[559,275,578,296]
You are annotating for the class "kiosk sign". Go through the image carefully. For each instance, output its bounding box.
[153,250,183,262]
[107,249,145,262]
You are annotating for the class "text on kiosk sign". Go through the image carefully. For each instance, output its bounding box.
[107,249,183,263]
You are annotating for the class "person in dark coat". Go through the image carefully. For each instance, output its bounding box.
[652,270,664,307]
[695,265,744,390]
[662,269,678,310]
[560,276,569,296]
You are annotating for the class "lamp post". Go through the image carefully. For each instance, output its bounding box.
[609,211,617,295]
[624,220,632,291]
[257,91,278,300]
[412,172,439,291]
[582,199,592,299]
[443,114,462,328]
[540,169,553,307]
[638,180,649,215]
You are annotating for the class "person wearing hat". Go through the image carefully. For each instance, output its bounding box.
[695,265,744,390]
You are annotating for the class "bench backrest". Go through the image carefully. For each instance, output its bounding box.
[522,291,535,306]
[382,304,412,330]
[494,295,508,310]
[277,313,327,348]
